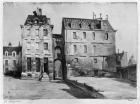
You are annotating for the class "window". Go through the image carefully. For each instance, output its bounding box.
[73,32,77,39]
[83,32,86,39]
[5,60,8,66]
[84,45,87,53]
[13,60,16,65]
[88,24,91,29]
[44,43,48,50]
[92,32,95,40]
[68,23,71,28]
[43,29,48,36]
[79,23,82,28]
[5,51,8,56]
[27,29,30,36]
[94,58,97,63]
[35,29,39,36]
[74,45,77,53]
[105,32,109,40]
[27,42,31,49]
[12,51,16,57]
[36,42,39,49]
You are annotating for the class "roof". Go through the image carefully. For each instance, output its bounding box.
[24,15,50,25]
[3,46,22,55]
[62,17,116,31]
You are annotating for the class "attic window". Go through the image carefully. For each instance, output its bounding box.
[27,19,31,24]
[34,18,39,24]
[68,23,71,28]
[79,23,82,28]
[88,24,91,29]
[5,51,8,56]
[12,51,16,57]
[95,20,101,29]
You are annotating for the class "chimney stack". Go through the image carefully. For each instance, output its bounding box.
[36,8,42,16]
[93,12,95,19]
[94,14,96,19]
[33,11,37,16]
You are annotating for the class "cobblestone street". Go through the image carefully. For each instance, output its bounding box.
[3,76,94,99]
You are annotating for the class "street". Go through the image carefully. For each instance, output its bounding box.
[3,75,94,99]
[70,76,137,99]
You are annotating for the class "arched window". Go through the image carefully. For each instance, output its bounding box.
[5,51,8,56]
[34,18,39,24]
[12,51,16,57]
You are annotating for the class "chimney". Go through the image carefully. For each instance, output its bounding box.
[94,14,96,19]
[33,11,37,16]
[118,49,119,53]
[36,8,42,16]
[93,12,95,19]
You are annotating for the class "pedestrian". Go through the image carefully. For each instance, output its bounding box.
[38,63,50,81]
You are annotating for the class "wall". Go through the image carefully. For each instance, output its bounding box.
[3,52,22,73]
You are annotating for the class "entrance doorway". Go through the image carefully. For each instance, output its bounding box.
[36,58,40,72]
[27,57,31,71]
[44,58,49,74]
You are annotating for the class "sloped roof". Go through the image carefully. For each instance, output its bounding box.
[24,15,50,25]
[3,46,22,55]
[62,17,116,31]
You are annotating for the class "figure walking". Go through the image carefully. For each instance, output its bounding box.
[38,60,50,81]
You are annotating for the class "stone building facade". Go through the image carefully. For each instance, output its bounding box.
[3,43,22,73]
[61,15,116,73]
[21,8,54,73]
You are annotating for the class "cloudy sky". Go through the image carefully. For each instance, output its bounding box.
[3,2,137,60]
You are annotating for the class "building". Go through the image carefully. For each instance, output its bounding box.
[61,14,117,74]
[21,8,54,73]
[3,42,22,74]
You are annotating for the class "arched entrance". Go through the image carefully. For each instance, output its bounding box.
[54,46,62,80]
[54,59,62,80]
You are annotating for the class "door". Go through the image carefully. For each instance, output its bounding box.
[27,57,31,71]
[44,58,49,74]
[36,58,40,72]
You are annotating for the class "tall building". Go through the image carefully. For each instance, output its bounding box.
[61,14,116,73]
[21,8,54,73]
[3,42,22,73]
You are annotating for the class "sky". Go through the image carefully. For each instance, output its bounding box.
[3,2,138,60]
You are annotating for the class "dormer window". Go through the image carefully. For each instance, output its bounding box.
[5,51,8,56]
[12,51,16,57]
[27,19,32,24]
[79,23,82,28]
[68,23,71,28]
[88,24,91,29]
[34,18,39,24]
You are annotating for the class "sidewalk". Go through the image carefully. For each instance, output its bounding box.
[69,76,136,99]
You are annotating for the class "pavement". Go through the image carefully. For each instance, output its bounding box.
[3,75,94,99]
[69,76,137,99]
